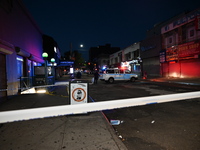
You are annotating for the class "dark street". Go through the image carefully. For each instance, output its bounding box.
[89,80,200,150]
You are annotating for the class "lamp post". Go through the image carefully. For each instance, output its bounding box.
[42,52,48,85]
[51,58,55,84]
[51,58,55,64]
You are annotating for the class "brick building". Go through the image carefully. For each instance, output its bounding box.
[161,8,200,77]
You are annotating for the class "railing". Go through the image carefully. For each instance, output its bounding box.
[19,76,55,91]
[19,77,33,91]
[33,76,55,86]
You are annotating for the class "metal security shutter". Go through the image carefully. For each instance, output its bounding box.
[0,53,7,102]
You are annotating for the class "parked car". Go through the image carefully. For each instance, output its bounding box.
[99,68,138,83]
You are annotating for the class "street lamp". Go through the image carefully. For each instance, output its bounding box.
[42,52,48,85]
[51,58,55,84]
[51,58,55,63]
[42,52,48,58]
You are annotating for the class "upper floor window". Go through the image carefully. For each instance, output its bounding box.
[125,52,131,60]
[189,29,194,37]
[169,37,173,44]
[165,35,175,47]
[133,49,139,59]
[187,26,196,42]
[115,57,118,63]
[110,58,113,65]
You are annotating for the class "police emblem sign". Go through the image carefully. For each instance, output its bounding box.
[69,80,88,105]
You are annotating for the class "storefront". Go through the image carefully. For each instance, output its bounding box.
[121,59,141,75]
[0,40,15,102]
[160,41,200,77]
[0,53,7,102]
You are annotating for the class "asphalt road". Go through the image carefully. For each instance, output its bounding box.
[89,80,200,150]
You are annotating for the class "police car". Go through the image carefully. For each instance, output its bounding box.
[99,68,138,83]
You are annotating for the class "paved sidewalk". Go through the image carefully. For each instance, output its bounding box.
[0,74,127,150]
[142,76,200,86]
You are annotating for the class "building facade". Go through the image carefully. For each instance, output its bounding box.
[161,8,200,78]
[0,0,44,102]
[96,53,110,70]
[109,49,123,68]
[140,11,187,78]
[109,42,141,75]
[140,33,163,77]
[43,35,62,79]
[89,44,120,70]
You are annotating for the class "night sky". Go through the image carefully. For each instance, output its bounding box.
[22,0,200,61]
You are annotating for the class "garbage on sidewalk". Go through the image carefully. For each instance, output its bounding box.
[114,128,126,141]
[110,120,124,125]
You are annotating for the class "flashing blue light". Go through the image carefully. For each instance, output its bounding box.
[102,66,106,70]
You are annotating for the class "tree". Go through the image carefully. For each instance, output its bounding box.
[63,50,85,68]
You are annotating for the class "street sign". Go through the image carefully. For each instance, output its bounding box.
[69,80,88,105]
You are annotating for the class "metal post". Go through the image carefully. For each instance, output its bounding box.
[42,52,48,85]
[44,59,48,85]
[52,63,55,84]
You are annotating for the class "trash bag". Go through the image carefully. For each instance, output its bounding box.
[91,77,94,84]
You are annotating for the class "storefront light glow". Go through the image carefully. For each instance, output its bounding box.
[36,89,47,93]
[16,57,23,62]
[70,67,74,73]
[54,47,57,53]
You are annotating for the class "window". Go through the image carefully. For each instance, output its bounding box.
[187,26,196,42]
[110,58,113,65]
[125,70,131,74]
[16,56,23,78]
[106,69,114,73]
[115,57,118,63]
[189,29,194,37]
[169,37,172,44]
[133,49,139,59]
[28,60,32,76]
[125,52,131,60]
[119,70,124,73]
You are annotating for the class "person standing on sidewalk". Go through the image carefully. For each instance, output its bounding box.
[94,71,100,84]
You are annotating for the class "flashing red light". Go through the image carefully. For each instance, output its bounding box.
[143,76,147,79]
[169,61,176,64]
[121,67,125,70]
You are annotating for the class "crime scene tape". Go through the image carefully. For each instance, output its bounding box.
[0,91,200,124]
[0,80,93,92]
[0,82,70,92]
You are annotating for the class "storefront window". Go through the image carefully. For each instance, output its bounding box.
[16,56,23,78]
[28,60,32,77]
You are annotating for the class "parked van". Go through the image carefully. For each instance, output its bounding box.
[99,68,138,83]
